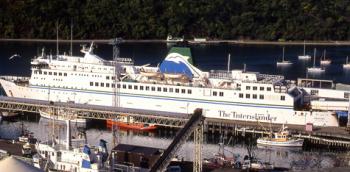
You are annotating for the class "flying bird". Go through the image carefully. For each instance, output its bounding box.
[9,54,21,60]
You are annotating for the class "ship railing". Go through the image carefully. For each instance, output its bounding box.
[105,57,134,65]
[0,75,30,82]
[209,70,232,79]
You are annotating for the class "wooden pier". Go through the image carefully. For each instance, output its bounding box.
[204,119,350,149]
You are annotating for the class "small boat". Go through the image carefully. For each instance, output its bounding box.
[320,49,331,65]
[106,115,157,131]
[39,108,86,123]
[307,48,325,73]
[298,40,311,60]
[241,155,274,171]
[257,125,304,147]
[0,111,18,119]
[343,56,350,69]
[166,35,184,43]
[140,70,162,77]
[277,47,292,66]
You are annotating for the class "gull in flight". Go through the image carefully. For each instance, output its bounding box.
[9,54,21,60]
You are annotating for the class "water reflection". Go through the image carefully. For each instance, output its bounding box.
[0,116,349,170]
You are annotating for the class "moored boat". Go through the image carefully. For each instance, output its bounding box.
[39,108,86,123]
[106,115,157,131]
[257,125,304,147]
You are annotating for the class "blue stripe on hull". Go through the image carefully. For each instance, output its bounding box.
[29,85,293,110]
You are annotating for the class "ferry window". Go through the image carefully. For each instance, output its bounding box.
[181,89,186,94]
[54,72,57,76]
[169,88,174,92]
[175,88,179,93]
[259,95,264,99]
[112,76,115,80]
[260,87,264,91]
[122,84,126,89]
[267,87,271,91]
[151,87,155,91]
[90,82,93,86]
[213,91,217,96]
[128,85,132,89]
[246,86,250,90]
[253,86,257,90]
[253,94,257,99]
[239,93,243,98]
[134,85,138,90]
[101,83,104,87]
[140,86,144,90]
[95,82,99,86]
[344,93,349,99]
[44,71,47,75]
[219,92,224,96]
[34,71,37,74]
[106,83,110,87]
[106,76,110,80]
[39,71,42,74]
[59,72,62,76]
[246,94,250,98]
[146,86,149,91]
[163,88,167,92]
[311,90,318,96]
[280,96,285,101]
[49,72,52,75]
[188,89,192,94]
[157,87,161,91]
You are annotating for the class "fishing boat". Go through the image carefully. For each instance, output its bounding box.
[106,115,157,131]
[298,40,311,60]
[257,125,304,147]
[39,108,87,123]
[34,117,108,172]
[307,48,325,73]
[343,56,350,69]
[241,156,274,171]
[320,50,331,65]
[276,47,292,66]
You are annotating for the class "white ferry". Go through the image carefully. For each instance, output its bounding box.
[0,43,340,127]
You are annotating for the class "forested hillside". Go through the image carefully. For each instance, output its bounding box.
[0,0,349,40]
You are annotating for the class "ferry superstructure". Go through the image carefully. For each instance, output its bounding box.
[0,43,340,126]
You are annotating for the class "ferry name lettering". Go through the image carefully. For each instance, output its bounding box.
[219,110,277,122]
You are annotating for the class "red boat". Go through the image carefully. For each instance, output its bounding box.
[106,115,157,131]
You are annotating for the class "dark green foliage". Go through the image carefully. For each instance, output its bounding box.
[0,0,349,40]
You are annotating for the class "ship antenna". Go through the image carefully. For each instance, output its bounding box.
[227,53,231,73]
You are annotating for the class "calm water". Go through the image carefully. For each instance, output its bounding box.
[0,41,350,170]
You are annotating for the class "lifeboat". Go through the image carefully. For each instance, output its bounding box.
[163,73,189,80]
[140,71,161,77]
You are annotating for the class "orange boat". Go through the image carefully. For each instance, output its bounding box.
[106,115,157,131]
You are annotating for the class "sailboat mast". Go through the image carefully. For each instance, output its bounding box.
[70,20,73,56]
[56,22,59,57]
[303,40,306,55]
[282,47,285,61]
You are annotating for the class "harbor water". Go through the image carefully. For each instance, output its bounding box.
[0,41,350,170]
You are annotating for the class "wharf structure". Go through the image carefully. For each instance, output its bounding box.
[1,96,350,149]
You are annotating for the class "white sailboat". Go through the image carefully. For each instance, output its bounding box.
[307,48,324,73]
[320,50,331,65]
[276,47,292,66]
[343,56,350,69]
[298,40,311,60]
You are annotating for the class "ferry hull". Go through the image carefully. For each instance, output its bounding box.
[0,79,339,127]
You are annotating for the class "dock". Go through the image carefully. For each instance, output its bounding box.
[2,96,350,149]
